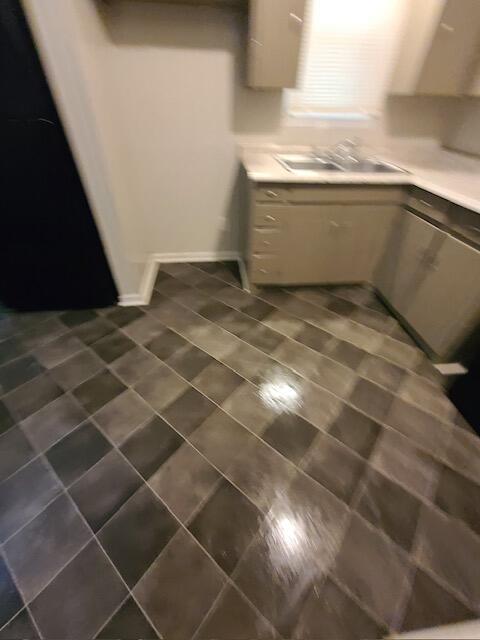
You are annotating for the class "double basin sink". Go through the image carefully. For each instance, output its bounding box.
[275,153,407,175]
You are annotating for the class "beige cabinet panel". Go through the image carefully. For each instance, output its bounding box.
[374,210,444,315]
[405,235,480,358]
[280,205,386,285]
[416,0,480,95]
[248,0,305,89]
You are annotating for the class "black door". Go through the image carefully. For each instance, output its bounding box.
[0,0,118,311]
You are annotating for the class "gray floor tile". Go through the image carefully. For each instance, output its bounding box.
[221,382,278,435]
[189,479,263,575]
[442,427,480,483]
[192,360,243,404]
[355,468,422,551]
[49,349,103,391]
[0,400,15,436]
[69,449,142,531]
[263,413,317,464]
[0,426,36,483]
[399,374,457,421]
[386,397,452,458]
[91,331,136,364]
[106,306,144,328]
[146,329,189,361]
[328,404,381,458]
[166,344,213,380]
[121,314,165,344]
[3,374,63,421]
[120,416,183,480]
[73,317,116,346]
[161,387,216,436]
[333,513,412,628]
[370,428,440,500]
[98,485,178,587]
[358,354,406,393]
[401,568,475,633]
[189,408,254,473]
[0,457,62,542]
[134,529,225,640]
[434,465,480,536]
[0,336,27,367]
[59,309,97,328]
[301,432,366,503]
[110,346,159,386]
[73,370,126,415]
[0,607,38,639]
[263,309,306,339]
[225,438,296,512]
[148,442,220,523]
[94,390,154,445]
[374,335,422,370]
[297,380,343,431]
[21,394,87,452]
[295,324,332,353]
[0,355,44,394]
[414,505,480,610]
[195,585,277,640]
[46,421,112,486]
[4,494,91,602]
[0,556,23,628]
[33,333,84,369]
[29,540,127,639]
[242,323,284,355]
[293,577,386,640]
[134,365,188,413]
[349,378,394,423]
[95,597,158,639]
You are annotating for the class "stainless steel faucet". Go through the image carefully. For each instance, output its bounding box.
[319,137,363,167]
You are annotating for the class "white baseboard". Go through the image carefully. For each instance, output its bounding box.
[119,251,240,306]
[151,251,240,264]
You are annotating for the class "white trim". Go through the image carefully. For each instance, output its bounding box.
[434,362,468,376]
[119,252,241,306]
[237,257,250,292]
[151,251,240,264]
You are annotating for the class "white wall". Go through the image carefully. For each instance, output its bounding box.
[23,0,461,297]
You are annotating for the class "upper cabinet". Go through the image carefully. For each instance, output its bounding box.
[247,0,306,89]
[390,0,480,96]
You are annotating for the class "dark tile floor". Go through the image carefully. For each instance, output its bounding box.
[0,262,479,639]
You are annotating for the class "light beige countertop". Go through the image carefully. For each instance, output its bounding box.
[240,142,480,213]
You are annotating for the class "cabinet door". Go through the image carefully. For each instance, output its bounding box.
[248,0,305,89]
[405,235,480,358]
[416,0,480,95]
[374,210,444,315]
[280,205,382,285]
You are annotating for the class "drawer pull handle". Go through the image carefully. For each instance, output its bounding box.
[266,215,277,222]
[440,22,454,32]
[260,268,268,274]
[263,240,271,245]
[266,190,278,198]
[419,199,433,208]
[289,12,303,23]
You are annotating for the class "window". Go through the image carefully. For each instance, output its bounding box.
[287,0,406,119]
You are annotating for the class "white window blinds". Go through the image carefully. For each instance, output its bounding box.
[288,0,406,117]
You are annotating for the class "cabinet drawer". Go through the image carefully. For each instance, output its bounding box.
[448,204,480,249]
[285,186,405,204]
[254,186,287,203]
[252,206,283,227]
[250,253,282,283]
[408,188,449,221]
[251,227,283,252]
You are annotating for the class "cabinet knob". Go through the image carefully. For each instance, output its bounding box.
[440,22,454,32]
[289,12,303,23]
[419,199,433,208]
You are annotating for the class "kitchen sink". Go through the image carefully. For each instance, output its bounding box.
[275,153,406,175]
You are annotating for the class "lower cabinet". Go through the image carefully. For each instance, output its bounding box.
[404,234,480,358]
[247,184,480,360]
[249,204,397,285]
